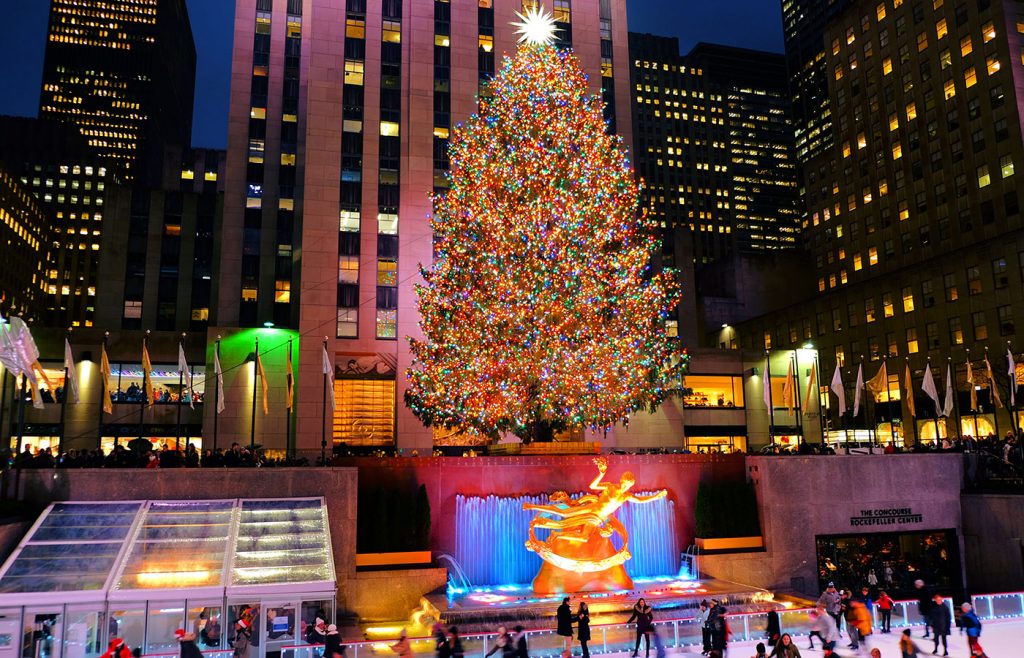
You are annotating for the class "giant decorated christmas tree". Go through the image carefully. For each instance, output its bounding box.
[406,9,684,442]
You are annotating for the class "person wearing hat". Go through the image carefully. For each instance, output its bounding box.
[175,630,203,658]
[232,619,252,658]
[816,583,842,637]
[959,602,983,655]
[100,638,132,658]
[325,624,345,658]
[695,600,712,656]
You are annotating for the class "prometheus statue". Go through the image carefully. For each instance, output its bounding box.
[523,456,667,593]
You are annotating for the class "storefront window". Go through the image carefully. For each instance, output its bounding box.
[99,437,202,455]
[64,606,105,658]
[108,607,144,654]
[21,611,62,658]
[109,364,206,404]
[145,603,185,654]
[188,604,223,650]
[684,436,747,453]
[682,375,744,408]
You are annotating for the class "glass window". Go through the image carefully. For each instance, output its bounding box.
[683,375,745,408]
[902,286,915,312]
[332,379,396,445]
[339,255,358,283]
[883,293,894,317]
[1000,155,1015,178]
[64,607,105,658]
[972,311,988,341]
[336,308,357,338]
[977,164,991,187]
[189,604,224,649]
[949,317,964,345]
[146,603,186,654]
[998,305,1015,336]
[109,607,145,653]
[967,266,982,295]
[906,328,919,354]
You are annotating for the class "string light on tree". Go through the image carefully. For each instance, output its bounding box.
[405,28,688,443]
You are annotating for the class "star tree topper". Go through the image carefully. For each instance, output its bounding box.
[512,6,559,46]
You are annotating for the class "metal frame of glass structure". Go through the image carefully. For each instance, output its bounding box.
[0,498,335,658]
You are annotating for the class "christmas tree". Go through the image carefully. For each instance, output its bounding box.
[406,12,684,442]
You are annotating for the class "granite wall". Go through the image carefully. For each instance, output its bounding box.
[961,493,1024,593]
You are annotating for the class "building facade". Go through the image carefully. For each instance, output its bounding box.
[38,0,196,183]
[0,161,49,321]
[736,0,1024,443]
[219,0,634,452]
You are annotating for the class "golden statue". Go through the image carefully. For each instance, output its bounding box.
[523,457,667,593]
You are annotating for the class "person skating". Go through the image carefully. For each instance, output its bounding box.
[807,609,838,655]
[485,626,514,658]
[766,609,781,648]
[557,597,574,658]
[627,598,654,658]
[876,590,895,633]
[817,583,843,637]
[927,594,951,656]
[959,603,983,656]
[752,642,767,658]
[100,639,132,658]
[915,580,934,638]
[769,633,801,658]
[324,625,345,658]
[709,606,729,656]
[575,602,591,658]
[175,630,203,658]
[847,598,873,654]
[899,628,922,657]
[231,620,252,658]
[512,625,529,658]
[447,626,464,658]
[391,630,413,658]
[697,600,712,656]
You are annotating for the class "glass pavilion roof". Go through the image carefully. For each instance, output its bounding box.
[0,498,335,605]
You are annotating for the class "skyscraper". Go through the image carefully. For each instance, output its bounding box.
[737,0,1024,444]
[38,0,196,182]
[219,0,633,452]
[0,161,49,321]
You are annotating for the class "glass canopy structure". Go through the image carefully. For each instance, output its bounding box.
[0,498,335,658]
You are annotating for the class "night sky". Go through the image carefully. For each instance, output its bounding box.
[0,1,783,149]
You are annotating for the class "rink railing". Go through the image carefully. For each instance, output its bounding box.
[146,592,1024,658]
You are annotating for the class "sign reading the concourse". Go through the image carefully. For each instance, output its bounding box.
[850,507,923,527]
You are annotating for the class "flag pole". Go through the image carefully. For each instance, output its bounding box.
[906,358,918,447]
[950,357,962,442]
[213,337,221,451]
[843,364,850,454]
[765,350,775,446]
[815,354,826,445]
[138,330,149,441]
[15,373,27,455]
[0,367,7,454]
[793,350,805,448]
[928,356,940,444]
[322,337,329,467]
[250,336,259,450]
[99,332,109,447]
[883,356,896,449]
[58,327,71,455]
[286,338,293,460]
[987,347,1000,440]
[176,333,185,451]
[1009,340,1020,434]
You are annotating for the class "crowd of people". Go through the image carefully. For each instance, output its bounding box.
[7,441,312,469]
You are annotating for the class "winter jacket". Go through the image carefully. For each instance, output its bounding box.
[929,603,952,636]
[391,637,413,658]
[876,594,895,610]
[899,634,920,657]
[575,611,591,643]
[627,605,654,633]
[810,614,838,644]
[817,591,842,615]
[557,603,573,637]
[960,609,982,637]
[100,642,132,658]
[769,639,802,658]
[848,601,872,637]
[766,611,781,641]
[180,639,204,658]
[231,629,252,658]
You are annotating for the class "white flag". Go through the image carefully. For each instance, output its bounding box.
[853,364,864,417]
[213,348,226,414]
[830,362,846,415]
[942,363,955,417]
[921,363,941,417]
[63,338,79,404]
[1009,349,1017,409]
[323,344,336,411]
[178,343,195,409]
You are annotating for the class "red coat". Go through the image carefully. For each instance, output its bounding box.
[101,644,132,658]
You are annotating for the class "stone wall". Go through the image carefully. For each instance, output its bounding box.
[15,468,359,610]
[961,494,1024,593]
[349,567,448,622]
[702,454,964,596]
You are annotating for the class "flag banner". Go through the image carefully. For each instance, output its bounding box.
[0,316,44,408]
[322,344,336,411]
[1008,349,1017,409]
[256,351,269,415]
[63,338,79,404]
[286,346,295,411]
[967,360,977,412]
[178,343,194,409]
[214,348,226,415]
[802,362,817,414]
[867,362,888,397]
[830,362,846,415]
[904,362,916,417]
[142,340,154,407]
[853,364,864,417]
[763,357,773,411]
[782,359,796,413]
[100,344,113,414]
[985,355,1003,408]
[921,363,941,417]
[942,364,955,418]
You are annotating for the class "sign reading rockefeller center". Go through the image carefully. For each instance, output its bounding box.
[849,507,924,527]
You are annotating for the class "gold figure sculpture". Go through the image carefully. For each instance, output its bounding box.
[523,457,667,593]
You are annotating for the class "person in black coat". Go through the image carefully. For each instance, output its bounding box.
[512,625,528,658]
[928,593,951,656]
[766,610,781,647]
[556,596,574,656]
[914,579,933,638]
[627,598,654,658]
[574,602,591,658]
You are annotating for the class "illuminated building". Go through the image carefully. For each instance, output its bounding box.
[94,148,225,332]
[220,0,634,451]
[0,159,49,321]
[628,35,800,264]
[733,0,1024,444]
[0,117,119,328]
[38,0,195,182]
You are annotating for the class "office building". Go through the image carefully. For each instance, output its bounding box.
[735,0,1024,444]
[38,0,196,182]
[218,0,633,452]
[0,161,49,321]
